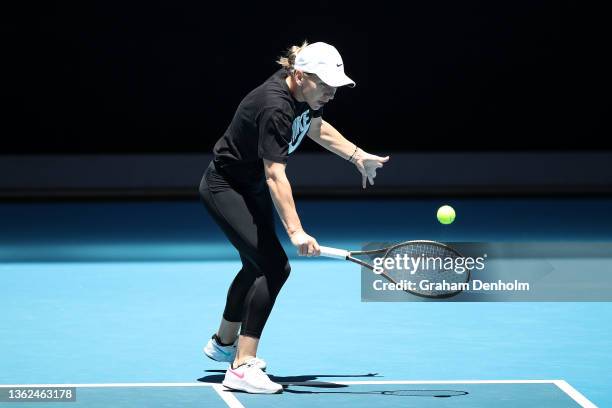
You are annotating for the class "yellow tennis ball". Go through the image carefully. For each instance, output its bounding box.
[437,205,456,225]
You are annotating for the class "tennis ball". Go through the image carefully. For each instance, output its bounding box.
[437,205,456,225]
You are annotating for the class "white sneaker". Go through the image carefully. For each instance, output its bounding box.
[222,358,282,394]
[248,357,267,372]
[203,335,267,371]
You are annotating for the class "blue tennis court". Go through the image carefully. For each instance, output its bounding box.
[1,198,609,406]
[0,381,596,407]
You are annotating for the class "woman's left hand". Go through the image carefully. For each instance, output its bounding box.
[352,149,390,188]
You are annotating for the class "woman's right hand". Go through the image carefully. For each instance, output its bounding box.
[289,229,321,257]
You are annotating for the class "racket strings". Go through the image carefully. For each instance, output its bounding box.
[382,242,469,297]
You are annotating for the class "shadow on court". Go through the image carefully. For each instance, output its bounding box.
[198,371,379,385]
[279,387,468,398]
[198,372,468,398]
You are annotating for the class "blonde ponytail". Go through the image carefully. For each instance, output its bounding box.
[276,40,309,74]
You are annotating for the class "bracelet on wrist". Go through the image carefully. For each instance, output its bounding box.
[348,146,358,162]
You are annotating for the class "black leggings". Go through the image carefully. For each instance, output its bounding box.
[198,161,290,339]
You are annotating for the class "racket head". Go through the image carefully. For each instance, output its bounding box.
[378,240,470,299]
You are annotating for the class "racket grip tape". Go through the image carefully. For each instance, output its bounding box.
[319,246,350,260]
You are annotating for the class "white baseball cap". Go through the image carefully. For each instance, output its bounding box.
[294,42,356,88]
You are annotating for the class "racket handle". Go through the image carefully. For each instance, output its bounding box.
[319,246,349,260]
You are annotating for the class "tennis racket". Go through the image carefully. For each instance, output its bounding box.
[319,240,470,298]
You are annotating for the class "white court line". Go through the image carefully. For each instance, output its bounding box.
[293,379,560,385]
[212,385,245,408]
[0,379,596,407]
[554,380,598,408]
[0,383,218,388]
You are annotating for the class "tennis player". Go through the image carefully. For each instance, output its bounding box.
[199,41,389,394]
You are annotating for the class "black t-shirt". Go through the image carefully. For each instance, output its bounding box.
[212,69,322,178]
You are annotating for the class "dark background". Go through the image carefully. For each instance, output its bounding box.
[1,1,609,154]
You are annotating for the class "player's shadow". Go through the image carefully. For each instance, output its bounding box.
[280,387,468,398]
[198,371,378,387]
[198,372,468,398]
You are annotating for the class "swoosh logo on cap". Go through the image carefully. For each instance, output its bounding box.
[336,63,343,67]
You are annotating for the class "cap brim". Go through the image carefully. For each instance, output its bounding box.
[318,71,356,88]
